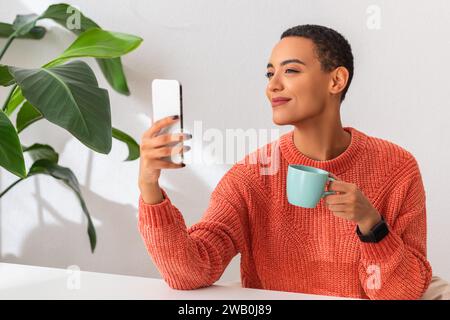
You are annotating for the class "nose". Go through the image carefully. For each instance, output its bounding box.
[267,72,283,92]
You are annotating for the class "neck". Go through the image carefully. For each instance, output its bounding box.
[292,104,351,161]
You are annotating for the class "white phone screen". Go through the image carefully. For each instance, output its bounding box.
[151,79,183,164]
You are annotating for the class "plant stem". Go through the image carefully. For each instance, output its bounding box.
[0,35,15,62]
[2,84,17,112]
[0,178,23,198]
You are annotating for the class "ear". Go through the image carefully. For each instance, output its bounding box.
[329,66,349,97]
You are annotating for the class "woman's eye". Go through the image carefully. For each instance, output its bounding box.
[265,69,299,79]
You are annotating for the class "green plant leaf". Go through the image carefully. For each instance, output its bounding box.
[112,127,140,161]
[8,60,112,154]
[0,64,15,86]
[4,86,25,116]
[96,57,130,95]
[12,14,40,37]
[40,3,136,95]
[0,22,15,37]
[0,22,46,39]
[46,28,143,67]
[0,109,26,178]
[16,110,142,160]
[40,3,99,33]
[22,143,59,163]
[17,102,43,133]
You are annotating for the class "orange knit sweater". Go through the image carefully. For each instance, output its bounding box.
[138,126,432,300]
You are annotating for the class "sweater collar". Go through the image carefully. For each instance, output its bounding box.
[278,126,367,175]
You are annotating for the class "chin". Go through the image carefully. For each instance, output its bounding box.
[272,110,316,126]
[272,113,292,126]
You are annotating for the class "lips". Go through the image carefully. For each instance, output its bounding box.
[271,97,291,107]
[272,97,291,102]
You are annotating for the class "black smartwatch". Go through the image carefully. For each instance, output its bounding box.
[356,216,389,243]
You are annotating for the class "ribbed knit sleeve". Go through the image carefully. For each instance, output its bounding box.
[358,156,432,300]
[137,165,250,290]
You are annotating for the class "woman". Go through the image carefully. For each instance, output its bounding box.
[137,24,432,300]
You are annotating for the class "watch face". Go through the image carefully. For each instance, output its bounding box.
[372,220,389,242]
[357,218,389,243]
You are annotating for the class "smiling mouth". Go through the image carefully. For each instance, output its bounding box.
[271,99,291,107]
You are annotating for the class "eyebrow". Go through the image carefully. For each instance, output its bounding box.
[266,59,306,68]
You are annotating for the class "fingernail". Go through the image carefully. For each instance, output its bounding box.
[172,115,179,120]
[181,163,186,167]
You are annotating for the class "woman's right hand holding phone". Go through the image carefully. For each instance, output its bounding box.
[138,115,192,204]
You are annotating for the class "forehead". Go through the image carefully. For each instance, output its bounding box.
[268,36,317,66]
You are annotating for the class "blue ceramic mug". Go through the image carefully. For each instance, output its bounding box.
[287,164,336,208]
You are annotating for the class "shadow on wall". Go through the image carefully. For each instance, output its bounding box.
[0,142,218,279]
[1,162,214,279]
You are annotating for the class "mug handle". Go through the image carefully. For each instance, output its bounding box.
[322,176,336,197]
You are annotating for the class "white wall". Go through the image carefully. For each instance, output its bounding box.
[0,0,448,283]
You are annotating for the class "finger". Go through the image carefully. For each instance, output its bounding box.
[324,193,348,205]
[328,172,339,180]
[328,180,351,193]
[153,144,190,158]
[146,132,192,149]
[152,158,186,169]
[330,209,348,220]
[147,115,180,138]
[327,203,348,212]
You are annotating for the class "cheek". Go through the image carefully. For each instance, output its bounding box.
[290,75,320,99]
[287,76,322,109]
[305,74,328,96]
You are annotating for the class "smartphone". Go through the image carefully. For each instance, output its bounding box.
[151,79,184,164]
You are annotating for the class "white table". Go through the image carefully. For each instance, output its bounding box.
[0,263,350,300]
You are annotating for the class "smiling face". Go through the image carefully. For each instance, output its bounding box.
[265,36,339,125]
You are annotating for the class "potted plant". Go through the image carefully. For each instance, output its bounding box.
[0,3,143,252]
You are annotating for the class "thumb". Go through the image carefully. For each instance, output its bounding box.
[328,172,339,180]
